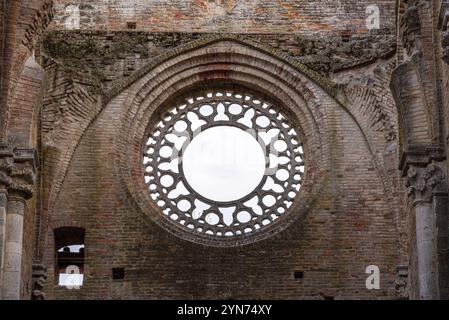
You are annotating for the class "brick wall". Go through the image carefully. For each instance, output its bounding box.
[41,85,399,299]
[50,0,395,35]
[0,0,403,300]
[39,34,402,299]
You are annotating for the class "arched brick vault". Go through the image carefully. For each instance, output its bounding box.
[39,36,399,250]
[0,0,53,142]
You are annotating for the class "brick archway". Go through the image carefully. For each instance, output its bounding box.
[1,0,54,142]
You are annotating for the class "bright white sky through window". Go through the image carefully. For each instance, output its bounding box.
[182,126,266,202]
[57,245,84,252]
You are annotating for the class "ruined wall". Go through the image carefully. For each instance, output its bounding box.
[10,0,449,301]
[42,118,399,299]
[19,0,409,300]
[37,28,402,299]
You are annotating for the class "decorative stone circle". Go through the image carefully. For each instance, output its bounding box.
[143,90,305,244]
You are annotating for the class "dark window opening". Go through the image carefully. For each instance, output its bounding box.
[112,268,125,280]
[294,271,304,280]
[54,227,85,288]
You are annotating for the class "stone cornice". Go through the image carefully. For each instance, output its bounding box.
[13,148,39,172]
[399,146,446,174]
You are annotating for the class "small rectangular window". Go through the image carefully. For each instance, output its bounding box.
[294,271,304,280]
[112,268,125,280]
[54,227,85,288]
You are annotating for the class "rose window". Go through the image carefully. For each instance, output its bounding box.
[143,91,305,241]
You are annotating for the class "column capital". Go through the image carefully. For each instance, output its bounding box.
[405,162,447,206]
[8,148,38,200]
[0,143,14,189]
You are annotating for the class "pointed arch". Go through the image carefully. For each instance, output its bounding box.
[109,37,341,246]
[41,35,393,248]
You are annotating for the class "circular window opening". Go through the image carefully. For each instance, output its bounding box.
[143,91,305,243]
[182,126,266,202]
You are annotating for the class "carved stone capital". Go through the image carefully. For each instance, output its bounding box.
[405,162,447,206]
[0,145,38,199]
[31,263,47,300]
[8,148,38,200]
[0,143,14,188]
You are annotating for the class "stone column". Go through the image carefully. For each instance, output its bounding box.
[405,162,446,300]
[0,189,8,299]
[0,143,14,298]
[2,196,27,300]
[1,148,37,300]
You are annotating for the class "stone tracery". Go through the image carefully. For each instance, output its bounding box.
[143,91,305,240]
